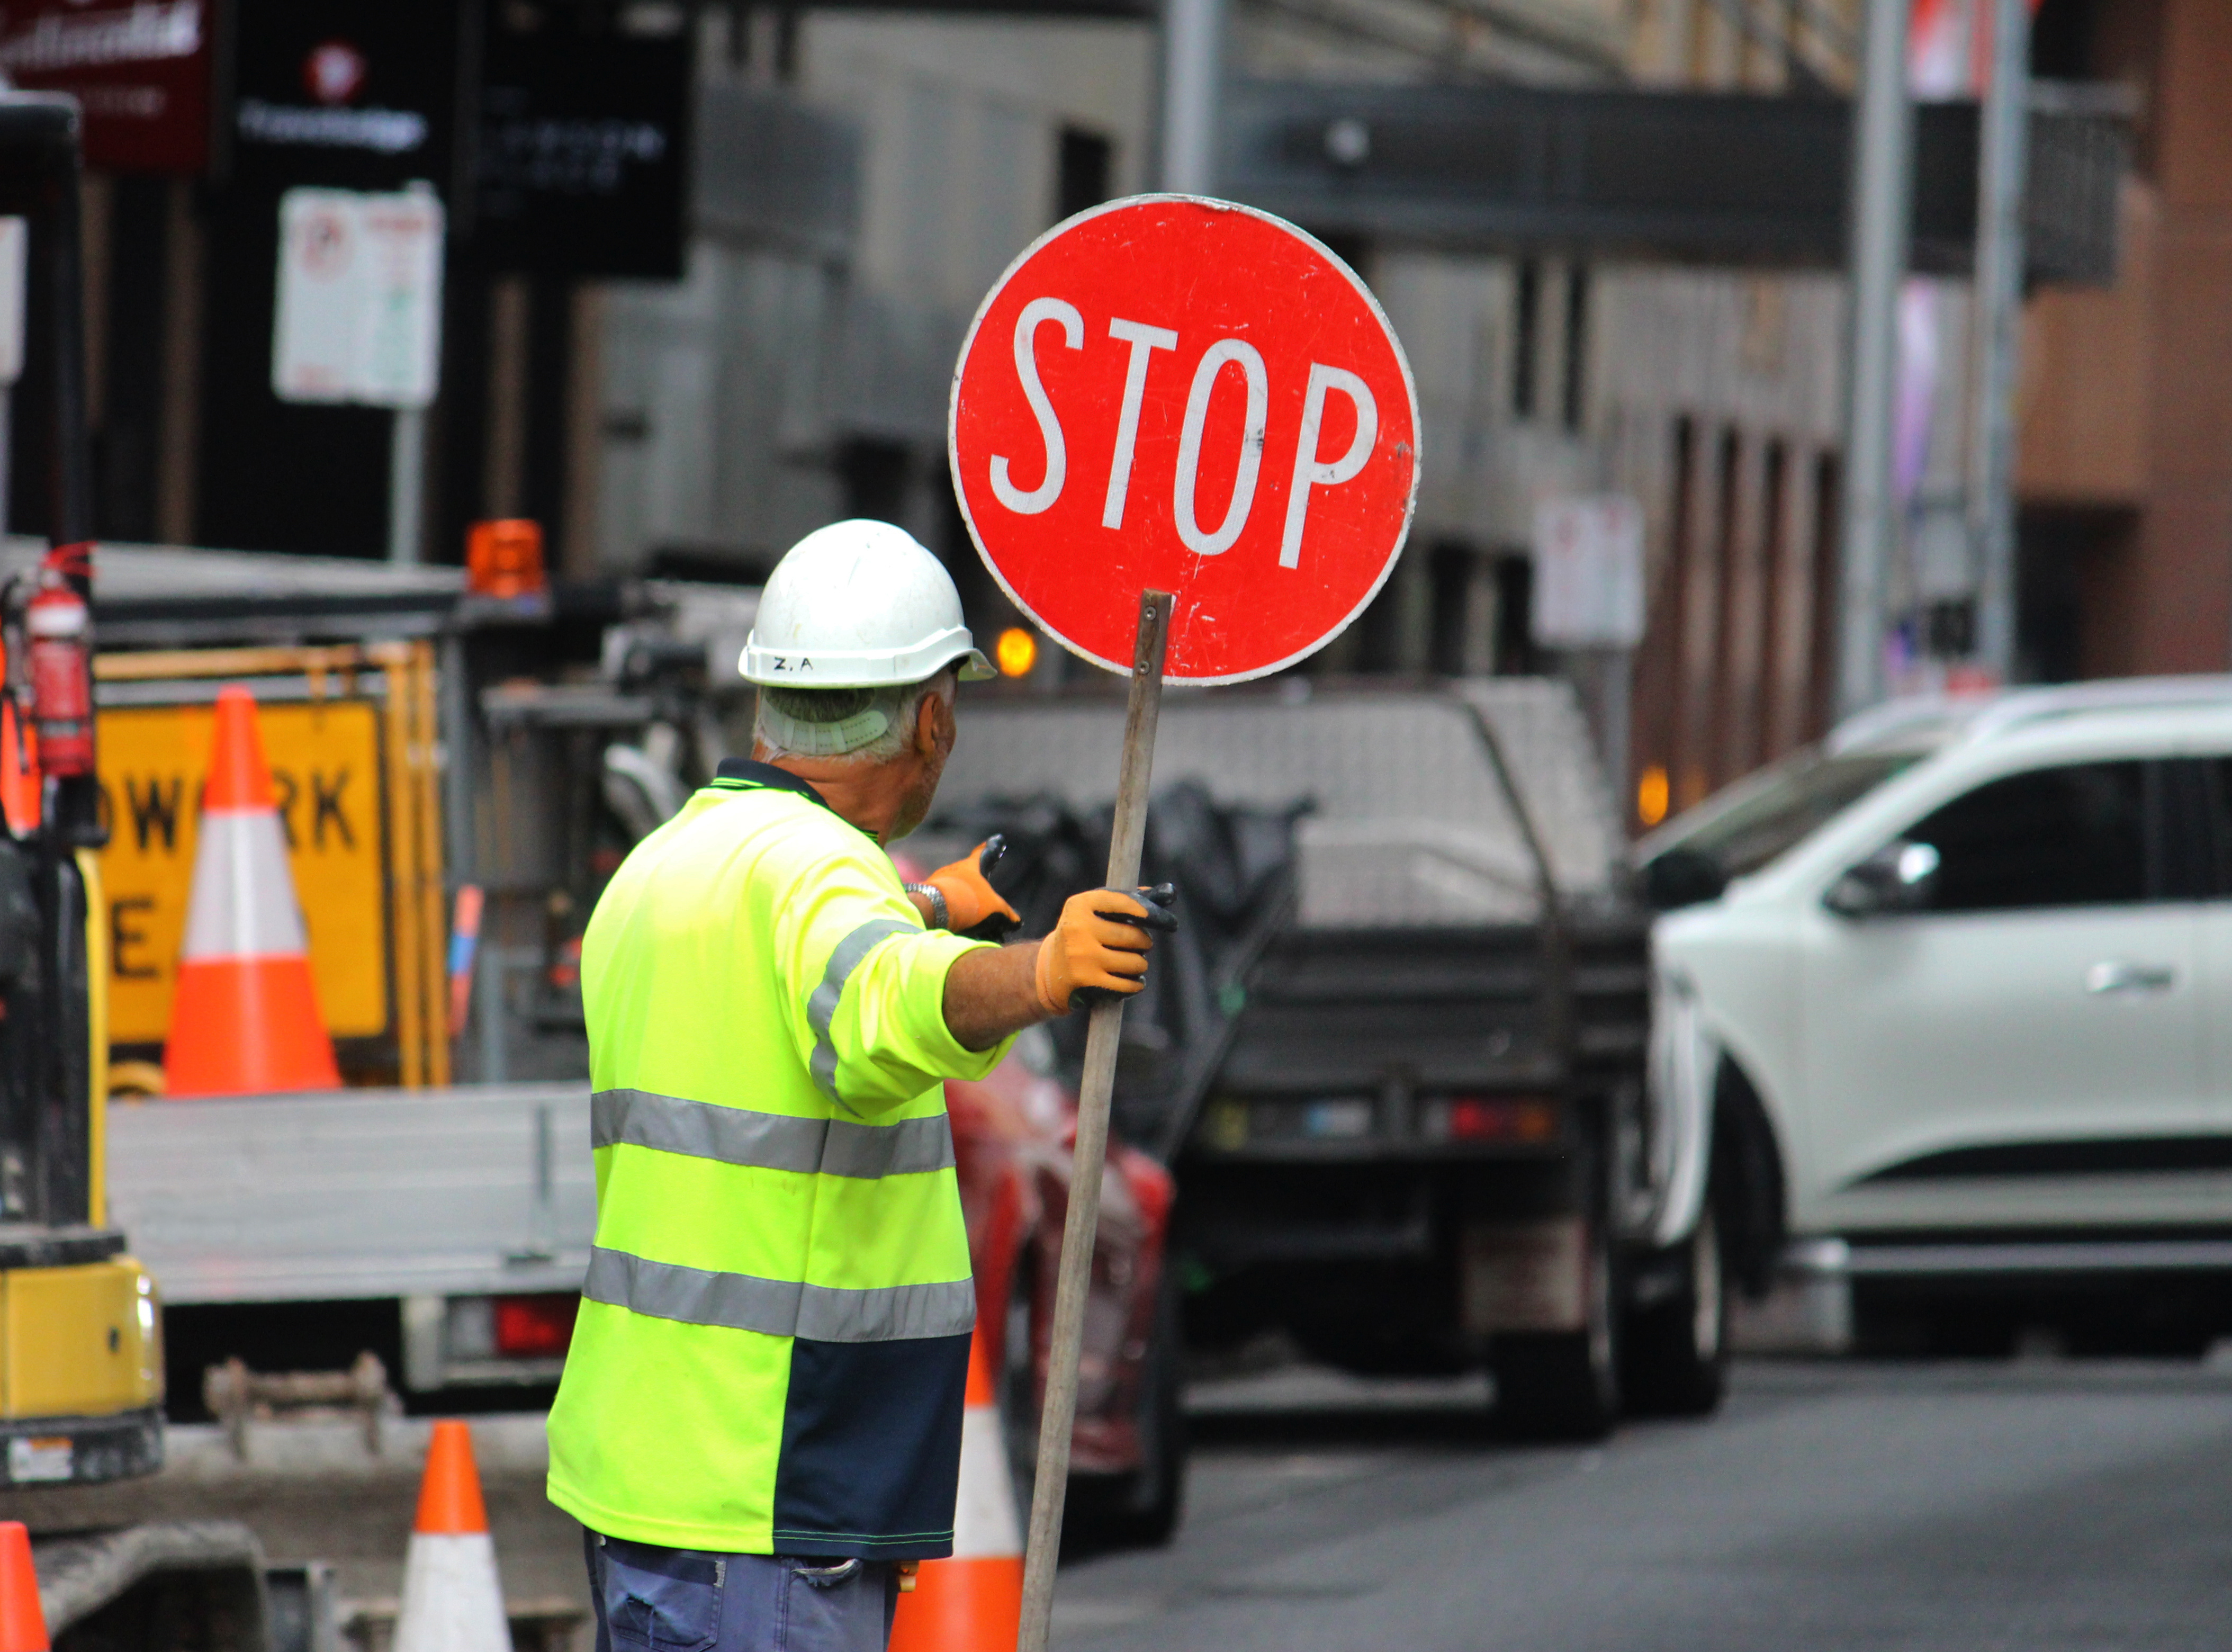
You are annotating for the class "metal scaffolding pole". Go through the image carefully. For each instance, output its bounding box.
[1162,0,1223,194]
[1835,0,1912,719]
[1967,0,2030,683]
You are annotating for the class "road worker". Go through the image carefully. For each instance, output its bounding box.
[546,519,1175,1652]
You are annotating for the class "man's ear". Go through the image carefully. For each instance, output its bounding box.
[915,689,947,758]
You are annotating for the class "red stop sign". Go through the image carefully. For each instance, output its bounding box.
[949,196,1420,684]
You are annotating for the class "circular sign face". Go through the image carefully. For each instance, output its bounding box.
[949,196,1420,684]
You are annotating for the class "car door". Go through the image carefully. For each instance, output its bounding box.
[1801,759,2206,1233]
[2184,757,2232,1158]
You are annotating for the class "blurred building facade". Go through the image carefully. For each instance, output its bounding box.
[17,0,2226,832]
[1602,0,2232,825]
[2013,3,2232,685]
[590,10,1158,607]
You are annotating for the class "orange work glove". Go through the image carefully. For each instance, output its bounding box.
[1033,885,1179,1015]
[915,838,1022,936]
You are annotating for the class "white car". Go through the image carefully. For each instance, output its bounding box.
[1640,678,2232,1353]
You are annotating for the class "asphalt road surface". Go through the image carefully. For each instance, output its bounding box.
[1053,1357,2232,1651]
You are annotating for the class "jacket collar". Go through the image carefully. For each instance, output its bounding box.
[713,759,832,812]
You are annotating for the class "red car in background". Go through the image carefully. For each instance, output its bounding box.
[944,1016,1186,1546]
[884,843,1186,1547]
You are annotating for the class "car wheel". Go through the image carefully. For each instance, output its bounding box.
[1000,1254,1043,1532]
[1619,1205,1729,1416]
[1072,1260,1189,1549]
[1490,1218,1621,1441]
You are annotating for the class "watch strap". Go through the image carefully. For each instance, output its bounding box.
[905,882,949,930]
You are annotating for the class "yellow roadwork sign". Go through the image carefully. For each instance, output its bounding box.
[97,699,389,1044]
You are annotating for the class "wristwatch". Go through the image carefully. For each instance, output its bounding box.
[904,882,949,931]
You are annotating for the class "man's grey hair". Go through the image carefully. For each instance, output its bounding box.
[754,671,955,763]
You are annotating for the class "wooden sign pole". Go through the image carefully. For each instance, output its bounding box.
[1015,587,1172,1652]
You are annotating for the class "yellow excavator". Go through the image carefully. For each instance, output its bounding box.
[0,94,269,1649]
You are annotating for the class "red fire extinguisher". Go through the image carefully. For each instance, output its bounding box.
[25,543,94,778]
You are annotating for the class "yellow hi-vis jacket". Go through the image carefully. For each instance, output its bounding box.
[545,760,1013,1558]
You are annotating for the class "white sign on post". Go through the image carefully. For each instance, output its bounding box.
[272,185,444,409]
[1531,493,1645,648]
[0,218,25,387]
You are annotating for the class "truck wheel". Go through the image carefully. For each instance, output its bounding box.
[1490,1222,1621,1442]
[1618,1206,1728,1417]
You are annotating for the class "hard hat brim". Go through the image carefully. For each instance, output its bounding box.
[740,630,996,688]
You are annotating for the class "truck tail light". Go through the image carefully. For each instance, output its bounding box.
[1443,1096,1559,1143]
[493,1293,578,1358]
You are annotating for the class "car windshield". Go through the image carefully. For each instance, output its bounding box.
[1659,751,1922,882]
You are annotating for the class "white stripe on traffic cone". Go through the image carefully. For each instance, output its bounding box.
[889,1327,1023,1651]
[163,685,339,1095]
[394,1421,511,1652]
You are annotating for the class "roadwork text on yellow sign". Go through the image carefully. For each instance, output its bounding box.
[97,700,389,1044]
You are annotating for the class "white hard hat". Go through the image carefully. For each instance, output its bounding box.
[740,519,994,688]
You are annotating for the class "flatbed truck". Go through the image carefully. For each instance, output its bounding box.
[933,679,1757,1437]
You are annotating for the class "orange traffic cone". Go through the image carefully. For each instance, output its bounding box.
[888,1328,1024,1652]
[394,1421,510,1652]
[164,686,340,1096]
[0,690,37,838]
[0,1522,48,1652]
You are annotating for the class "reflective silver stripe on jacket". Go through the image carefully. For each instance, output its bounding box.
[591,1088,955,1178]
[583,1247,976,1343]
[806,919,917,1111]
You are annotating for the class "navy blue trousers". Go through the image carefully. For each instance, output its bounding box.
[586,1530,898,1652]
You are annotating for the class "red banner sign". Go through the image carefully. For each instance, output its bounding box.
[0,0,212,173]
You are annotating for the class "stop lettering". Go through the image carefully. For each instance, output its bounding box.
[949,196,1420,684]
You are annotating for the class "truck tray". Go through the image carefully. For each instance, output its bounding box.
[103,1085,591,1305]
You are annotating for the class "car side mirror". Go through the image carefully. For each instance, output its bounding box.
[1641,845,1729,910]
[1825,839,1940,919]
